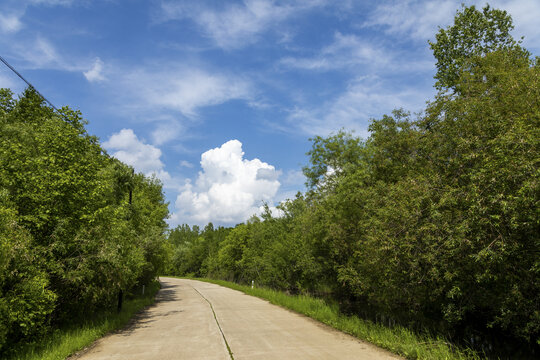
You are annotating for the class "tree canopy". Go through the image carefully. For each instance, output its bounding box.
[429,4,530,92]
[0,88,170,354]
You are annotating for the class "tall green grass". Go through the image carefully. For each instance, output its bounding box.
[6,281,160,360]
[192,278,483,360]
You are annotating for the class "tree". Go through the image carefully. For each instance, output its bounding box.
[303,130,364,191]
[429,4,529,92]
[0,191,56,352]
[0,87,170,353]
[420,48,540,343]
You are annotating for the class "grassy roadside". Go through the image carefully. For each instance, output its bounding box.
[188,277,482,360]
[6,281,160,360]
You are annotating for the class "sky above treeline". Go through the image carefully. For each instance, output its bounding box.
[1,0,539,227]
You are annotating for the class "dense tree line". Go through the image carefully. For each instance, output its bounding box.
[0,88,170,354]
[167,5,539,354]
[166,223,231,277]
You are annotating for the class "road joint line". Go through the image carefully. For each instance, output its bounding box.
[191,286,235,360]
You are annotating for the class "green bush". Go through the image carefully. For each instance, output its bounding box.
[0,87,169,354]
[0,191,56,350]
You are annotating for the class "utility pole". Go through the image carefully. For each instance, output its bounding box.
[117,169,134,312]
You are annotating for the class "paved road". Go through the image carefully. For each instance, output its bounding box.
[73,277,401,360]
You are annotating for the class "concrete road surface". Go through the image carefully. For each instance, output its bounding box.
[73,277,401,360]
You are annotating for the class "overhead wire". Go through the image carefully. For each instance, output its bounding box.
[0,54,60,112]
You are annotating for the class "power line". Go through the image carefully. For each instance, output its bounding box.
[0,54,59,112]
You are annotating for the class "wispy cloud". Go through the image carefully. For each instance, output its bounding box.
[0,13,23,33]
[0,0,98,79]
[9,36,97,75]
[158,0,326,49]
[281,32,391,71]
[29,0,74,6]
[363,0,540,51]
[363,0,457,42]
[29,0,75,5]
[119,66,253,117]
[286,76,431,138]
[151,120,184,146]
[0,0,75,35]
[282,169,305,186]
[98,64,256,156]
[179,160,194,168]
[14,37,62,68]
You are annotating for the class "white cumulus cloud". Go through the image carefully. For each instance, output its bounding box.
[174,139,280,224]
[103,128,172,187]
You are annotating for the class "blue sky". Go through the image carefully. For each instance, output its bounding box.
[1,0,539,227]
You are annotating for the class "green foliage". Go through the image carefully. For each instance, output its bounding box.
[7,281,160,360]
[429,4,529,92]
[167,4,539,355]
[167,223,230,277]
[0,191,56,350]
[303,130,364,190]
[0,88,169,354]
[419,48,540,341]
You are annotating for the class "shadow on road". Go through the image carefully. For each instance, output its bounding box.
[116,281,184,336]
[155,281,181,302]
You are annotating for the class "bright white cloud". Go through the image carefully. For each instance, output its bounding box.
[174,139,280,224]
[83,57,106,82]
[103,128,173,187]
[122,67,252,117]
[159,0,326,49]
